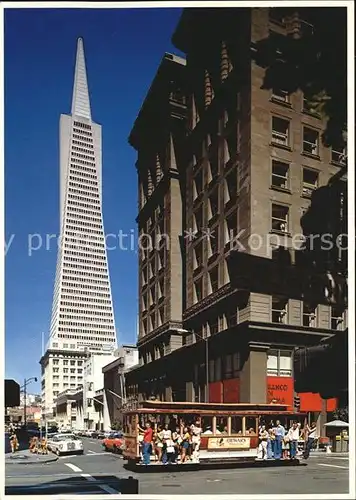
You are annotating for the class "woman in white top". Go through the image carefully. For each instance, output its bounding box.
[190,420,202,462]
[161,424,172,464]
[257,425,269,460]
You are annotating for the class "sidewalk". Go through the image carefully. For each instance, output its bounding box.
[5,449,58,465]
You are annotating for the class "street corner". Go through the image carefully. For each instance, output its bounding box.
[5,450,58,466]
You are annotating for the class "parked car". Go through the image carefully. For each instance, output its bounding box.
[47,433,84,456]
[102,432,124,453]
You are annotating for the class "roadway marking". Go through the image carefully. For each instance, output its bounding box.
[86,452,108,456]
[87,450,96,454]
[64,462,120,494]
[64,463,83,472]
[81,473,120,494]
[318,463,349,469]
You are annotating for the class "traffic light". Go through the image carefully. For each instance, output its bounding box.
[294,395,301,412]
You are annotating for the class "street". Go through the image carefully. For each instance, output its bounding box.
[5,436,349,495]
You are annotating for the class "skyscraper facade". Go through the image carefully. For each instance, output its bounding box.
[40,38,117,417]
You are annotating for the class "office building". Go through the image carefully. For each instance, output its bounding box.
[40,38,117,418]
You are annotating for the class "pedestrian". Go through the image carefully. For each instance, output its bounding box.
[9,431,19,453]
[303,422,318,459]
[161,423,172,464]
[273,420,285,459]
[257,425,269,460]
[287,422,301,460]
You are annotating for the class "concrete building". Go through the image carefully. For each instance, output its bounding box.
[55,352,115,430]
[126,7,347,425]
[40,37,117,418]
[102,345,139,429]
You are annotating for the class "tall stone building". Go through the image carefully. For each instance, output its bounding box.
[126,8,347,418]
[40,38,117,418]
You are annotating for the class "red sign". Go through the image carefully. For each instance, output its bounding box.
[299,392,338,412]
[267,377,294,406]
[223,378,240,403]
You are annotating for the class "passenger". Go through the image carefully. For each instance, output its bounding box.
[180,427,191,463]
[266,429,274,459]
[141,422,153,466]
[287,422,301,460]
[202,426,213,435]
[282,435,289,459]
[172,426,182,463]
[190,420,202,463]
[257,425,269,460]
[154,425,164,463]
[165,437,176,464]
[303,422,318,459]
[161,423,172,464]
[274,420,286,459]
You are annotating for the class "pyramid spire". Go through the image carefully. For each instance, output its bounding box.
[71,37,91,120]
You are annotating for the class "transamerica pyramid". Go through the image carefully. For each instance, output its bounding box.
[40,38,117,417]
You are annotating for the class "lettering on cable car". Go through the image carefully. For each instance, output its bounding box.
[208,437,250,450]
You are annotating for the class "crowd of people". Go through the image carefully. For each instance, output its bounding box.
[137,418,318,465]
[138,420,204,465]
[257,420,318,460]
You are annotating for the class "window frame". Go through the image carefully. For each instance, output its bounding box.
[302,126,320,157]
[271,158,290,190]
[271,203,289,234]
[271,116,290,148]
[267,349,293,377]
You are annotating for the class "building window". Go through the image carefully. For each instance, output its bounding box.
[193,240,203,269]
[150,312,156,330]
[331,307,344,330]
[271,159,289,189]
[271,203,289,233]
[224,168,238,205]
[302,168,318,197]
[194,277,203,303]
[224,211,238,246]
[208,189,219,221]
[331,146,347,165]
[193,169,203,200]
[272,116,289,147]
[303,127,319,156]
[271,296,288,323]
[208,226,219,257]
[302,96,319,115]
[193,204,203,234]
[208,266,219,294]
[272,89,289,103]
[267,349,292,377]
[302,302,317,327]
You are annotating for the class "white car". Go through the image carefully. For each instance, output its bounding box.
[47,433,84,456]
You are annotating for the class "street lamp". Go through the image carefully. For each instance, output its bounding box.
[176,328,209,403]
[22,377,37,429]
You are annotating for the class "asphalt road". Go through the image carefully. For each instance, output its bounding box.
[5,436,350,495]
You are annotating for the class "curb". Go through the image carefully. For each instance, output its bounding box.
[5,454,59,465]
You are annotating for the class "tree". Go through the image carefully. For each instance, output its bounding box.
[255,7,347,149]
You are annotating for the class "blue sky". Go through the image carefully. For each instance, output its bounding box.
[4,7,183,393]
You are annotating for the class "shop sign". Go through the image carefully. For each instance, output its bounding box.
[267,377,294,406]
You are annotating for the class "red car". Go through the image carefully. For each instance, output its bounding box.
[102,432,124,453]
